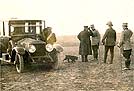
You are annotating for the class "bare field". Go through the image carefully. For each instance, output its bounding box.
[0,35,134,91]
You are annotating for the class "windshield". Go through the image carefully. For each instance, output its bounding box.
[11,23,41,35]
[0,20,45,38]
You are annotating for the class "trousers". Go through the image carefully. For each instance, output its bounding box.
[92,45,99,59]
[81,55,88,62]
[123,49,132,68]
[104,46,114,63]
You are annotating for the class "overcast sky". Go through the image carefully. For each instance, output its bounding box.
[0,0,134,35]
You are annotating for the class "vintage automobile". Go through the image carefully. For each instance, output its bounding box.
[0,20,62,73]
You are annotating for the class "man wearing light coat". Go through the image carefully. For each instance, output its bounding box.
[90,24,100,62]
[118,23,133,70]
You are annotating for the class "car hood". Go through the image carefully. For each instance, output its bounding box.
[17,38,45,45]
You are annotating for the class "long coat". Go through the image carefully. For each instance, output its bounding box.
[77,30,93,55]
[102,28,116,46]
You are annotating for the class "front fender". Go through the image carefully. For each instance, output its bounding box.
[53,44,63,53]
[12,47,25,55]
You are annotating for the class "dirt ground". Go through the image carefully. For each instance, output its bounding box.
[0,45,134,91]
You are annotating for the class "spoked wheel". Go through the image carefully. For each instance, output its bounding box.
[15,53,24,73]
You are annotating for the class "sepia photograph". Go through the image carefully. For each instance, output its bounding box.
[0,0,134,91]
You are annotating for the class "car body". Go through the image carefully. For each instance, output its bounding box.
[0,20,59,73]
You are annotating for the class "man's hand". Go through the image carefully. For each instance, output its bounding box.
[117,43,120,48]
[102,40,105,45]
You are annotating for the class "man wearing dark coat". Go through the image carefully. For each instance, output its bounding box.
[102,21,116,64]
[77,26,93,62]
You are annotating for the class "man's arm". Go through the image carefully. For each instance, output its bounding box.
[77,32,81,40]
[102,29,108,45]
[88,28,94,36]
[118,31,124,47]
[97,30,101,42]
[115,30,116,42]
[130,30,133,37]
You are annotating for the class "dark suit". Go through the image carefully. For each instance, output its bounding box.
[102,28,116,63]
[77,30,93,62]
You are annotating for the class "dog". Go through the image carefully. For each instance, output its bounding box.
[63,55,78,63]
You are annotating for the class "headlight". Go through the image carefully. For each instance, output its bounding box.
[46,44,54,52]
[28,45,36,53]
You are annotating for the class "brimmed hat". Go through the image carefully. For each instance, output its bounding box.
[122,23,128,27]
[90,24,94,28]
[106,21,113,26]
[84,26,88,28]
[47,27,52,29]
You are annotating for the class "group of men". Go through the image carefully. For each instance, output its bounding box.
[77,24,100,62]
[77,21,133,70]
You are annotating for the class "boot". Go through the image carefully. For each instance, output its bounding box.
[82,55,84,62]
[110,53,114,64]
[104,54,107,63]
[125,59,131,70]
[85,55,88,62]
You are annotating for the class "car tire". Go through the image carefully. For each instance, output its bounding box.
[52,53,58,69]
[15,53,24,73]
[49,51,59,70]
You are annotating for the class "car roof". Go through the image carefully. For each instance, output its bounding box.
[9,20,44,24]
[9,19,43,22]
[8,20,45,28]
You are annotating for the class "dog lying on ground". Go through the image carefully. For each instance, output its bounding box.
[63,55,78,63]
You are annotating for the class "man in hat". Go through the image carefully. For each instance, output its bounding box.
[90,24,100,62]
[102,21,116,64]
[77,26,93,62]
[118,23,133,70]
[42,27,57,44]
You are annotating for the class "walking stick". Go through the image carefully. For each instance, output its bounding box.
[120,47,123,71]
[117,44,123,71]
[98,43,103,64]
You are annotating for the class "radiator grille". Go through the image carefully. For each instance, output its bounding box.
[31,44,46,56]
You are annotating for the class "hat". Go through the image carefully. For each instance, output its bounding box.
[90,24,94,28]
[84,26,88,28]
[122,23,128,27]
[106,21,113,26]
[47,27,52,29]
